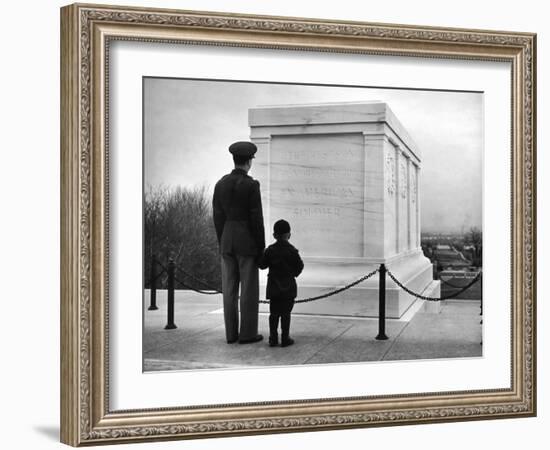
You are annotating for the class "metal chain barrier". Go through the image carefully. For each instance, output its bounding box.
[153,258,480,303]
[387,269,482,302]
[173,275,221,295]
[260,268,379,304]
[154,258,482,339]
[172,262,379,304]
[440,276,478,289]
[175,264,222,292]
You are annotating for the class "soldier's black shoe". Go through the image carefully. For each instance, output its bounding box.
[238,334,263,344]
[227,338,238,344]
[268,336,278,347]
[281,337,294,347]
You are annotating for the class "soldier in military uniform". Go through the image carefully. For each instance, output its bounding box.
[212,141,265,344]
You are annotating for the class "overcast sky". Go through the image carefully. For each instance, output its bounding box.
[144,78,482,233]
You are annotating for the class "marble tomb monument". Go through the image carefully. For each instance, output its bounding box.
[249,102,440,318]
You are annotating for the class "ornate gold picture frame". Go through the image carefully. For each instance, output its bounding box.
[60,3,536,446]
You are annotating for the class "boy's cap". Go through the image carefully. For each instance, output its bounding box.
[273,219,291,235]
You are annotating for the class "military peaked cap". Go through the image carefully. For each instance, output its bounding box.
[229,141,257,158]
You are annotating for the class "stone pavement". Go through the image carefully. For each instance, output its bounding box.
[143,290,482,372]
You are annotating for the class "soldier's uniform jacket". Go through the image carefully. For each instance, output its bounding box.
[213,168,265,256]
[258,240,304,300]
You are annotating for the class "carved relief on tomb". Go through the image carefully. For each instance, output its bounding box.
[385,150,396,196]
[399,158,407,199]
[410,166,417,203]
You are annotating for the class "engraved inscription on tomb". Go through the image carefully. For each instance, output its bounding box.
[270,133,365,258]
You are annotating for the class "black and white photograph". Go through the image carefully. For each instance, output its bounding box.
[142,77,483,371]
[0,0,544,447]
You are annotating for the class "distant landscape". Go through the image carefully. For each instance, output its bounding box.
[421,229,482,300]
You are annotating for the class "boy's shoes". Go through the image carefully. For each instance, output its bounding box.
[268,336,278,347]
[281,337,295,347]
[238,334,263,344]
[226,338,238,344]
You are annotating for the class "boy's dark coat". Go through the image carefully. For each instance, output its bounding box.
[258,240,304,300]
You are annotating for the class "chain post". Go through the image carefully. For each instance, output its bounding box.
[148,253,159,311]
[164,259,177,330]
[376,263,389,340]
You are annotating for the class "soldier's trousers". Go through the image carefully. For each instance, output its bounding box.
[220,253,259,342]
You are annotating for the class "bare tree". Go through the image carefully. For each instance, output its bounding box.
[144,184,221,289]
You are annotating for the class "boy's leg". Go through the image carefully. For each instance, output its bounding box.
[281,299,295,345]
[269,300,281,346]
[268,316,279,346]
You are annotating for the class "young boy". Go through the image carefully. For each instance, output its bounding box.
[258,220,304,347]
